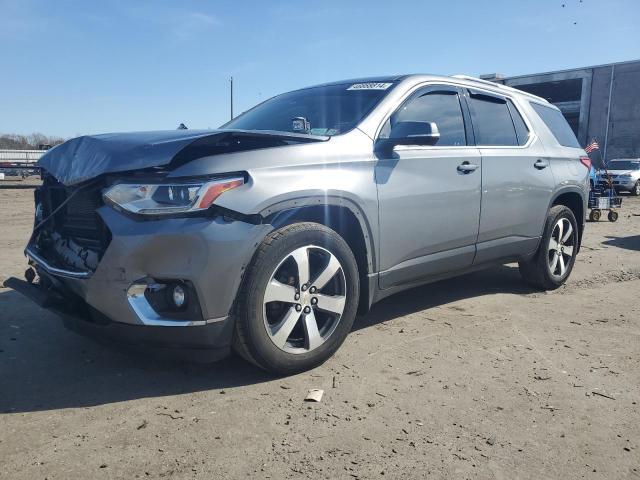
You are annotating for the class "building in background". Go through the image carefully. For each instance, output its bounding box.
[482,59,640,166]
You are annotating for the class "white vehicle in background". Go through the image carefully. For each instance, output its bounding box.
[598,159,640,196]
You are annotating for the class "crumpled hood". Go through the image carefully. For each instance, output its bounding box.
[39,129,327,185]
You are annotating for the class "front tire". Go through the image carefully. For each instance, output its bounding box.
[632,181,640,196]
[233,222,359,375]
[519,205,579,290]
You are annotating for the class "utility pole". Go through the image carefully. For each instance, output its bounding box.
[602,64,615,163]
[230,76,234,120]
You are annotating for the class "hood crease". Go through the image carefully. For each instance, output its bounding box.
[39,129,327,185]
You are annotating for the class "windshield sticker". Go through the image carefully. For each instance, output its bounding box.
[292,117,310,133]
[310,128,338,136]
[347,82,393,91]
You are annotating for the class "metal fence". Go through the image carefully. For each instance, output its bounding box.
[0,149,44,165]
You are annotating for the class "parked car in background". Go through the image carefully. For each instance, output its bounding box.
[0,168,21,177]
[597,159,640,195]
[5,74,589,374]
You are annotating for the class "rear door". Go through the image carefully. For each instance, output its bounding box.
[464,89,555,264]
[375,85,482,289]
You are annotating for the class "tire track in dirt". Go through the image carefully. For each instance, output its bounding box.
[546,267,640,295]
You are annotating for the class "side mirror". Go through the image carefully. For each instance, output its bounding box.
[375,121,440,153]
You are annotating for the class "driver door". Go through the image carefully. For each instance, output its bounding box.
[374,85,482,289]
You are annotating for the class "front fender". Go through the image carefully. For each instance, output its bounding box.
[214,155,380,273]
[258,193,377,273]
[167,128,381,271]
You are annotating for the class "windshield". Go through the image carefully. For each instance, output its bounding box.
[607,160,640,170]
[222,82,396,136]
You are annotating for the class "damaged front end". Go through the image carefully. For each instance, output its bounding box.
[7,173,119,341]
[4,128,304,359]
[29,173,111,278]
[24,127,323,279]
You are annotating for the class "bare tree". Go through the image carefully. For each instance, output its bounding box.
[0,133,66,150]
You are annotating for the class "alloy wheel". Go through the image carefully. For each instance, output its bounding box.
[548,217,576,278]
[263,245,347,354]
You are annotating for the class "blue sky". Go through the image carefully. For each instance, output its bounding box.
[1,0,639,137]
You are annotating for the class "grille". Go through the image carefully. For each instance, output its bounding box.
[54,188,103,247]
[39,180,111,256]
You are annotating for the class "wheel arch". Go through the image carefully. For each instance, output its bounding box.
[261,196,376,315]
[549,187,586,249]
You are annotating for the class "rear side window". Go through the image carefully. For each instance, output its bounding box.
[507,100,530,146]
[467,93,518,146]
[383,90,467,146]
[530,103,580,148]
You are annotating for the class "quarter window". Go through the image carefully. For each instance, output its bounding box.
[507,100,530,146]
[382,90,467,146]
[530,102,581,148]
[468,93,518,146]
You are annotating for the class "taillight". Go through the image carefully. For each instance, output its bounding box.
[579,156,591,170]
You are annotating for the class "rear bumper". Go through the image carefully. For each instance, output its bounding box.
[4,276,234,361]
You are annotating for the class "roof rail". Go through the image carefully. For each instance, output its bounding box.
[452,75,548,103]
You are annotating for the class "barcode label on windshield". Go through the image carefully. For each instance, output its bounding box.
[347,82,393,91]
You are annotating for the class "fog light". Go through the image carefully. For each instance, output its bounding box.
[172,284,186,308]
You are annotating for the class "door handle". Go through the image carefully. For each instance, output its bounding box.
[534,159,550,170]
[457,162,479,173]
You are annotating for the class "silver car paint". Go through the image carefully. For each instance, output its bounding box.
[474,97,553,264]
[19,74,589,344]
[172,75,588,280]
[169,128,382,272]
[375,143,482,288]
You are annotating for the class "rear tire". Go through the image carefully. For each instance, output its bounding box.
[608,210,618,222]
[233,222,359,375]
[589,209,601,222]
[519,205,579,290]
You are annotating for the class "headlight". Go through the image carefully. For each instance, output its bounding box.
[618,174,631,178]
[103,177,244,215]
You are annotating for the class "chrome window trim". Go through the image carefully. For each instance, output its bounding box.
[373,80,538,151]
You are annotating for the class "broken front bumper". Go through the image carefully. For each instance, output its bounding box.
[6,205,273,358]
[4,276,234,361]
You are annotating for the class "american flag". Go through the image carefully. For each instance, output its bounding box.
[585,140,600,154]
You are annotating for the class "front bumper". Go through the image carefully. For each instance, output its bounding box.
[617,182,636,191]
[7,206,273,355]
[597,178,636,190]
[4,277,234,361]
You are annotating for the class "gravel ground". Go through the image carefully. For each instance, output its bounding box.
[1,185,639,479]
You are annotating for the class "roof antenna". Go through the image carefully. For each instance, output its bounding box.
[177,123,188,130]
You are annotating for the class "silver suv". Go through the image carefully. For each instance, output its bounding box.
[6,75,589,374]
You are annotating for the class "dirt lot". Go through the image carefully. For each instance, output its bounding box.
[1,185,639,479]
